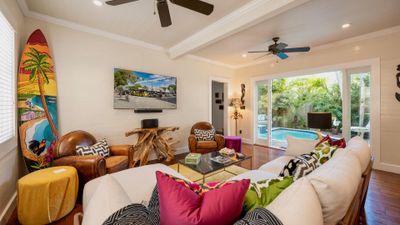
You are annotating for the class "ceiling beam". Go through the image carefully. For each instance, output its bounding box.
[168,0,310,59]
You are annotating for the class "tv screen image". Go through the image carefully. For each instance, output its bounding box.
[113,68,177,109]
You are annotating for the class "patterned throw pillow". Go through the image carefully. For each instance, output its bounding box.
[313,140,337,165]
[234,208,283,225]
[279,153,319,180]
[103,186,159,225]
[316,135,346,148]
[76,139,110,157]
[243,176,293,213]
[194,128,215,141]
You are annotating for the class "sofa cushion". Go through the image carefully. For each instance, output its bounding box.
[307,149,361,225]
[83,164,186,211]
[267,177,323,225]
[156,171,250,225]
[244,176,293,212]
[82,175,131,225]
[229,170,278,183]
[197,140,217,149]
[285,136,319,157]
[258,156,294,175]
[347,136,371,172]
[105,156,128,173]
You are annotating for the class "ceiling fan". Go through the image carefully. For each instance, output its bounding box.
[248,37,311,60]
[105,0,214,28]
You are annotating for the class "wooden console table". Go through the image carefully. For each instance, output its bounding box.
[125,127,179,167]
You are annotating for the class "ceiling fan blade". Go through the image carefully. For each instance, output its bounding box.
[105,0,139,6]
[277,52,289,60]
[157,0,172,28]
[254,52,272,60]
[276,43,288,51]
[248,50,270,54]
[282,47,311,53]
[170,0,214,15]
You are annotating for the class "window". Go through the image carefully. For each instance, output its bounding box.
[0,12,15,144]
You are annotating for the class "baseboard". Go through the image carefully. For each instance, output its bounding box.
[373,162,400,174]
[174,146,189,155]
[0,192,17,225]
[241,138,254,145]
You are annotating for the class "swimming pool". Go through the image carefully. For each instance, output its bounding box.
[258,127,319,141]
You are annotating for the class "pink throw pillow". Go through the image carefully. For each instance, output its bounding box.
[156,171,250,225]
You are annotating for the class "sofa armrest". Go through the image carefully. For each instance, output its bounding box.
[188,135,198,153]
[215,134,225,150]
[52,155,106,184]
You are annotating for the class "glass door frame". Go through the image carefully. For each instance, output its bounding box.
[253,80,272,146]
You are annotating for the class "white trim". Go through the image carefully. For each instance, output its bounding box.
[185,55,236,69]
[374,162,400,174]
[168,0,310,59]
[241,138,253,145]
[174,146,189,155]
[0,192,17,224]
[209,77,231,136]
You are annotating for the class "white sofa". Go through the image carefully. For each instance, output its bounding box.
[82,136,371,225]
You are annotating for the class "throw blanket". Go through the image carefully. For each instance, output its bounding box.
[103,186,282,225]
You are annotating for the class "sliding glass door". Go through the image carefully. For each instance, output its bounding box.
[254,66,371,149]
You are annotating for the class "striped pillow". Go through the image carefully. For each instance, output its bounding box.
[76,139,110,157]
[194,128,215,141]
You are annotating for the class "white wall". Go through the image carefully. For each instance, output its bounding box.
[0,0,24,223]
[22,18,235,154]
[234,29,400,173]
[212,81,224,133]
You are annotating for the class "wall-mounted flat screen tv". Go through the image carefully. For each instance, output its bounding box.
[113,68,177,109]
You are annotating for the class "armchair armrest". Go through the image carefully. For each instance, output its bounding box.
[110,145,134,168]
[215,134,225,150]
[188,134,198,153]
[52,155,106,184]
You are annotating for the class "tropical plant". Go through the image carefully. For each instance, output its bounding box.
[23,47,58,138]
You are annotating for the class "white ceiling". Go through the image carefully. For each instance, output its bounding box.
[24,0,250,48]
[22,0,400,67]
[193,0,400,65]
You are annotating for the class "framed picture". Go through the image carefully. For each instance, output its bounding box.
[215,92,219,98]
[219,105,224,110]
[216,99,222,104]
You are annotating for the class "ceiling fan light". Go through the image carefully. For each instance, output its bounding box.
[342,23,351,29]
[93,0,104,7]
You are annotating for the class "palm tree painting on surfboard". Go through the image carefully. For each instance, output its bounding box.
[18,29,58,171]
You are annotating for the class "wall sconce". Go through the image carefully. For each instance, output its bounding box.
[230,98,243,136]
[396,64,400,102]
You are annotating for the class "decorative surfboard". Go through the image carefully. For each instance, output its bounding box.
[18,29,59,172]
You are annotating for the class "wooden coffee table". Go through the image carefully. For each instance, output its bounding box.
[178,152,252,183]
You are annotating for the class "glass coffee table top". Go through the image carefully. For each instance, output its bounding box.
[178,152,252,175]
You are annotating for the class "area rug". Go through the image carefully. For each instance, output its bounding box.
[169,164,248,183]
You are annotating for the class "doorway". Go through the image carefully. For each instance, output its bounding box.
[212,81,226,135]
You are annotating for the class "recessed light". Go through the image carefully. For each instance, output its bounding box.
[241,53,247,58]
[93,0,103,7]
[342,23,351,29]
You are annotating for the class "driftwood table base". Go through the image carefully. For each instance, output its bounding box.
[125,127,179,167]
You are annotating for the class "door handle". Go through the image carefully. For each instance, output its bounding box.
[396,64,400,102]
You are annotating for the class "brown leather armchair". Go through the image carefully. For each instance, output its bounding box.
[52,130,133,185]
[188,122,225,154]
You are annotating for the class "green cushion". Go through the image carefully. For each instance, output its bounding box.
[313,140,338,165]
[243,176,294,213]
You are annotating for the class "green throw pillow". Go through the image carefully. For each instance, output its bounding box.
[313,140,337,165]
[243,176,294,213]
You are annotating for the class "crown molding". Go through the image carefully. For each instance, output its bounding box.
[17,0,166,52]
[168,0,310,59]
[185,54,236,69]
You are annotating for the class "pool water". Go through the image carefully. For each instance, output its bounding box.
[258,128,319,141]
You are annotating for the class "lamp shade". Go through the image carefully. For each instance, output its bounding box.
[230,98,242,108]
[307,112,332,130]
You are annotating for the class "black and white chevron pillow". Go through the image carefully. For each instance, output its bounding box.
[234,208,283,225]
[103,186,160,225]
[279,153,319,180]
[194,128,215,141]
[76,139,110,157]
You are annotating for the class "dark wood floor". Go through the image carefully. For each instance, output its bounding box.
[7,144,400,225]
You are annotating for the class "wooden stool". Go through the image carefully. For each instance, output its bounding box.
[17,166,78,225]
